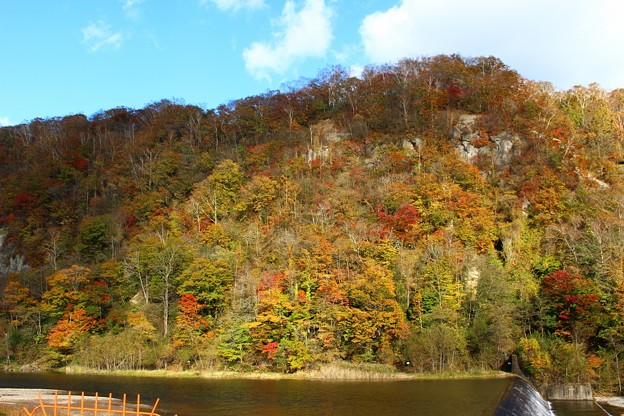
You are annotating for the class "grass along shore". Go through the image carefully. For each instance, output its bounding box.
[60,362,510,381]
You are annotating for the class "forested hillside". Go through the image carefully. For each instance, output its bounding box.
[1,55,623,391]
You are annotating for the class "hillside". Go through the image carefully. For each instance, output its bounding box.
[1,55,623,390]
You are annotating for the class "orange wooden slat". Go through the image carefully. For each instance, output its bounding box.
[80,391,86,416]
[148,398,160,416]
[38,394,49,416]
[66,391,72,416]
[107,393,113,416]
[94,392,99,416]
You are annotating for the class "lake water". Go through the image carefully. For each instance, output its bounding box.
[0,372,612,415]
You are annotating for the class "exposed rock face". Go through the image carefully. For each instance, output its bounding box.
[451,114,521,167]
[0,230,30,279]
[451,114,480,140]
[457,133,481,159]
[490,131,517,165]
[310,119,348,144]
[402,137,423,154]
[464,266,480,296]
[307,119,349,164]
[307,144,331,164]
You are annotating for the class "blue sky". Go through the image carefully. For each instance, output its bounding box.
[1,0,623,126]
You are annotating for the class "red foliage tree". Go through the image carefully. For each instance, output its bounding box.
[542,270,603,340]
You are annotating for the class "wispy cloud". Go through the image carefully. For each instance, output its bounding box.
[0,116,11,127]
[199,0,265,12]
[82,20,123,53]
[122,0,144,9]
[122,0,145,20]
[144,30,162,50]
[243,0,334,80]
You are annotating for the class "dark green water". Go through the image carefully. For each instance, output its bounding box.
[0,372,612,415]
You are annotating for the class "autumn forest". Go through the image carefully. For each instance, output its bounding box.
[1,55,623,392]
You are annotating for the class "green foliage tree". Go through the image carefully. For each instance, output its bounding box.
[124,231,190,338]
[76,215,111,261]
[177,257,233,319]
[465,257,517,367]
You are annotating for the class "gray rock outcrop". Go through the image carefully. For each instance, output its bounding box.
[451,114,521,167]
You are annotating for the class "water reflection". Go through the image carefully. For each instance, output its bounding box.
[0,372,611,416]
[551,400,618,416]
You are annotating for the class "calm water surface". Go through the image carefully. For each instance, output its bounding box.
[0,372,613,415]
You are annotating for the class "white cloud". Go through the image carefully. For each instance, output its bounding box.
[82,20,123,53]
[123,0,144,8]
[122,0,145,20]
[243,0,334,80]
[0,116,11,127]
[199,0,265,12]
[359,0,624,90]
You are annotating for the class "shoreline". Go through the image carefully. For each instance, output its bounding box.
[0,388,150,415]
[594,395,624,411]
[0,368,511,414]
[62,364,512,381]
